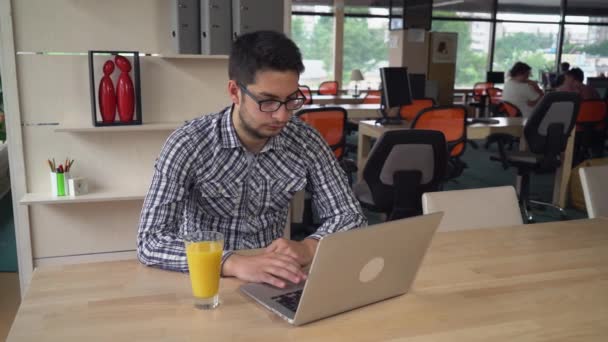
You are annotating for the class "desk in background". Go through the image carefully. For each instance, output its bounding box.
[8,218,608,341]
[312,95,364,105]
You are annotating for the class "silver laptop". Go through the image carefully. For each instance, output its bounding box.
[240,212,443,326]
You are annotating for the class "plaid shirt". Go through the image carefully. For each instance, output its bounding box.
[137,106,366,272]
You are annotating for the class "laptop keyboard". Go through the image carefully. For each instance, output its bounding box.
[272,289,303,312]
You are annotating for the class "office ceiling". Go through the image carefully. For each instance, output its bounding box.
[293,0,608,16]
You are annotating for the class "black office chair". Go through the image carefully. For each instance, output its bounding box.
[353,130,448,221]
[491,92,580,222]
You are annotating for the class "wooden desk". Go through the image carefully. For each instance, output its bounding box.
[357,118,575,208]
[313,95,364,105]
[8,219,608,341]
[303,103,380,120]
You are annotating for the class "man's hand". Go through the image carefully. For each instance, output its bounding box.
[222,253,307,288]
[264,238,318,266]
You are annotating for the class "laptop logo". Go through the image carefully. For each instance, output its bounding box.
[359,257,385,283]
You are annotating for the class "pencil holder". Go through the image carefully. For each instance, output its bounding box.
[50,172,67,197]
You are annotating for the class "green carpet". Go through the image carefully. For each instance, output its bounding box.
[0,191,18,272]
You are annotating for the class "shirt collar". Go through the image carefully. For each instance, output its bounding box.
[219,105,286,153]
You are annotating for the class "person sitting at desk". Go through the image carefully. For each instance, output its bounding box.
[137,31,367,288]
[557,68,600,100]
[502,62,544,118]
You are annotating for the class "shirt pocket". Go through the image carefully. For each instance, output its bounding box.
[196,181,240,217]
[267,177,307,212]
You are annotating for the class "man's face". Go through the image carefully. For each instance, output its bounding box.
[232,70,301,140]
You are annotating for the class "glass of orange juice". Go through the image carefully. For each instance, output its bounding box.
[184,231,224,310]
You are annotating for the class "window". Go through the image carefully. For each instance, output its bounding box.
[432,20,491,88]
[292,1,335,88]
[343,1,390,88]
[563,25,608,80]
[493,22,559,80]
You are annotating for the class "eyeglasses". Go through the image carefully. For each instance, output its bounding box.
[238,83,306,113]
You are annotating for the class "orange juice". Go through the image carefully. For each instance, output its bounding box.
[186,241,223,299]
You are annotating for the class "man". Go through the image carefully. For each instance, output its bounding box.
[137,31,367,288]
[554,62,570,88]
[558,68,600,100]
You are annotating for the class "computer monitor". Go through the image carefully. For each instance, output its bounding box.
[409,73,426,99]
[379,67,412,124]
[587,77,608,100]
[486,71,504,84]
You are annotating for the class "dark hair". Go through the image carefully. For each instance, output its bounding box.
[509,62,532,78]
[566,68,584,83]
[228,31,305,86]
[560,62,570,72]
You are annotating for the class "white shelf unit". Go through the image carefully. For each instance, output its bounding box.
[20,191,145,205]
[55,122,183,133]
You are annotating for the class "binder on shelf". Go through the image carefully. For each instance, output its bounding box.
[170,0,201,54]
[231,0,284,38]
[201,0,232,55]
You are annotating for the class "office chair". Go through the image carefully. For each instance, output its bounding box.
[422,186,523,231]
[579,164,608,218]
[468,82,494,117]
[299,85,313,105]
[573,99,607,165]
[362,90,381,104]
[490,91,580,222]
[318,81,339,95]
[411,105,468,180]
[353,129,447,221]
[399,98,436,121]
[485,101,523,151]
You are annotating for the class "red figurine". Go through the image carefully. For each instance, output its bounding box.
[115,55,135,123]
[98,60,116,123]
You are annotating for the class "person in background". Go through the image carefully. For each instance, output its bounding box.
[502,62,544,118]
[137,31,367,288]
[554,62,571,88]
[558,68,600,100]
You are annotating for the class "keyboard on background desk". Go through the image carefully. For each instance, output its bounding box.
[468,118,500,125]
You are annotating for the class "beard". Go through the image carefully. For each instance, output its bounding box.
[238,106,280,140]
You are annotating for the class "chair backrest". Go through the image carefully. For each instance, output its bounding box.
[362,90,381,104]
[363,129,447,215]
[399,98,436,121]
[299,85,313,105]
[579,164,608,218]
[576,99,607,132]
[473,82,494,101]
[495,101,522,118]
[422,186,523,231]
[296,107,347,159]
[524,91,581,156]
[318,81,339,95]
[411,105,468,157]
[487,87,503,105]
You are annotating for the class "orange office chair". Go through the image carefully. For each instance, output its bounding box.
[574,99,607,165]
[362,90,381,104]
[299,85,313,105]
[295,107,357,235]
[468,82,494,117]
[318,81,339,95]
[399,98,436,121]
[411,105,468,180]
[296,106,356,177]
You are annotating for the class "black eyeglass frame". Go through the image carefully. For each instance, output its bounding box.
[238,82,306,113]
